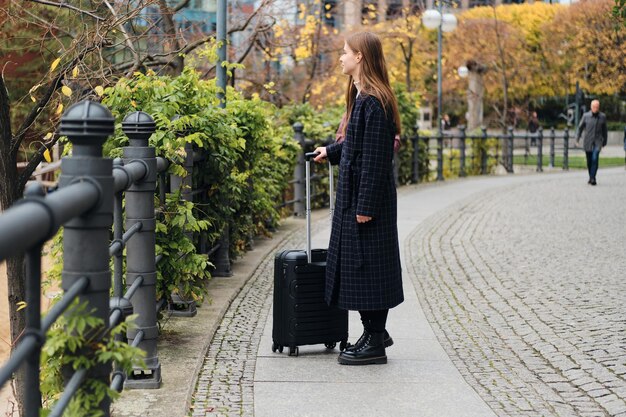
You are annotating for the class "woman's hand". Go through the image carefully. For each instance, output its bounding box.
[356,215,372,223]
[313,147,327,163]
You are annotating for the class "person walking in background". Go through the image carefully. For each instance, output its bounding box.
[576,99,608,186]
[313,31,404,366]
[441,113,451,131]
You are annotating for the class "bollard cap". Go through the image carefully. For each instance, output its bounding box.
[292,122,304,133]
[122,111,156,144]
[59,100,114,148]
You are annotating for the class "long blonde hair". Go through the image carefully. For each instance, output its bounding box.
[343,31,401,137]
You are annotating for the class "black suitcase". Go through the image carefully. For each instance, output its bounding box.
[271,152,349,357]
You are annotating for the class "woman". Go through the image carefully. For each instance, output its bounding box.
[314,32,403,366]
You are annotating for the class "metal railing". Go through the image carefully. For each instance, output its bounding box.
[0,101,168,416]
[402,126,579,183]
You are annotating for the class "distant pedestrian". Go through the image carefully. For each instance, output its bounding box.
[576,100,608,186]
[313,31,403,366]
[528,111,539,146]
[441,113,451,132]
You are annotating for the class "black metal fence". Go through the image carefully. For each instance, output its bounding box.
[0,101,168,416]
[402,126,578,183]
[283,125,581,214]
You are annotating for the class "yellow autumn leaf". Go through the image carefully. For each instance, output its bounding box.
[94,86,104,96]
[130,100,137,108]
[16,301,27,312]
[30,95,36,102]
[44,132,53,140]
[56,103,63,114]
[61,85,72,97]
[50,58,61,72]
[43,149,52,163]
[72,66,79,77]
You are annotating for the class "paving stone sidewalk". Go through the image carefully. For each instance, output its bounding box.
[410,168,626,417]
[117,166,626,417]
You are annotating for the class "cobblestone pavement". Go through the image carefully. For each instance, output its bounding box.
[189,226,311,417]
[409,171,626,417]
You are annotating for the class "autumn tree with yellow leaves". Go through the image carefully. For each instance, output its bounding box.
[239,1,344,107]
[543,0,626,96]
[443,2,563,129]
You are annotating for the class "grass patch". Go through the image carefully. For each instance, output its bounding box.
[513,155,625,169]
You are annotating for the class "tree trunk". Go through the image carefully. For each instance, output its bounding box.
[467,69,484,131]
[7,255,26,416]
[0,153,27,416]
[1,70,27,415]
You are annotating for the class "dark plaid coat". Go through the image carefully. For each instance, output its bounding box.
[324,94,404,311]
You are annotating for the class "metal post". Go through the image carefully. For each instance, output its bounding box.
[23,185,44,417]
[58,101,115,415]
[216,0,227,106]
[121,112,161,389]
[293,122,306,217]
[436,0,443,144]
[436,131,444,181]
[112,158,124,299]
[481,126,488,175]
[214,0,232,277]
[524,130,530,166]
[537,127,543,173]
[550,127,556,168]
[507,127,515,173]
[459,125,467,177]
[563,128,569,171]
[411,128,419,183]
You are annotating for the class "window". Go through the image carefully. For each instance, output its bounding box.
[469,0,492,7]
[323,0,337,27]
[386,0,403,19]
[362,0,378,24]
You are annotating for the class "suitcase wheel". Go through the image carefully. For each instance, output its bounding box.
[340,340,348,351]
[288,346,299,357]
[272,342,284,353]
[325,342,337,350]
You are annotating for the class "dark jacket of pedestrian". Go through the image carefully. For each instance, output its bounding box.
[577,110,608,152]
[324,94,404,311]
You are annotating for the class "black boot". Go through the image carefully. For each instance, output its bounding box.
[345,329,394,352]
[338,331,387,365]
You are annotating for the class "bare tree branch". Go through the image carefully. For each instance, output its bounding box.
[173,0,191,12]
[157,0,184,74]
[26,0,105,21]
[103,0,141,72]
[11,42,100,153]
[18,136,60,189]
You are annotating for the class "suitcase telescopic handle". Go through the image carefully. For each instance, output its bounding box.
[304,152,334,263]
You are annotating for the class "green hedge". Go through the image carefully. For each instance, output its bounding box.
[102,68,299,302]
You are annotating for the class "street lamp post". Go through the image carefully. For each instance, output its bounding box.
[422,5,457,181]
